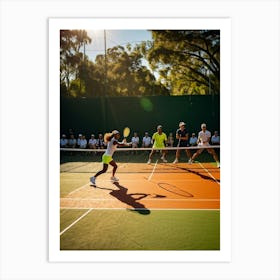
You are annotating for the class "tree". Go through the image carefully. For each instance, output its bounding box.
[146,30,220,95]
[60,30,92,95]
[81,44,169,97]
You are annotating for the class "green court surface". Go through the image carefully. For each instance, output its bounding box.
[60,209,220,250]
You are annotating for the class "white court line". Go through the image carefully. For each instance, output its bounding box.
[148,160,158,181]
[198,162,220,185]
[61,198,219,202]
[68,182,90,195]
[60,207,219,211]
[60,208,92,236]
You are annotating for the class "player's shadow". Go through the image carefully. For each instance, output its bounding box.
[96,183,151,215]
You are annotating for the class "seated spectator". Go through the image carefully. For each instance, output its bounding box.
[96,134,105,149]
[211,131,220,145]
[189,133,198,146]
[131,132,140,148]
[88,134,97,149]
[68,134,77,148]
[142,132,152,148]
[79,135,87,149]
[167,132,174,147]
[60,134,68,148]
[77,134,83,147]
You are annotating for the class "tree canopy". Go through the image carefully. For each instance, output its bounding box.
[147,30,220,95]
[60,29,220,97]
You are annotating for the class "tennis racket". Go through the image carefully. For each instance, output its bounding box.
[123,127,130,139]
[177,136,181,147]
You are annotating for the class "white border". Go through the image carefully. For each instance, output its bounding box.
[49,18,231,262]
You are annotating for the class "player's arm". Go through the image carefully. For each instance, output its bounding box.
[114,140,131,147]
[197,132,201,144]
[180,134,188,141]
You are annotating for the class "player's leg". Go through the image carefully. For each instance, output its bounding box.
[185,149,192,161]
[207,148,220,167]
[173,149,181,163]
[161,149,167,163]
[147,149,156,164]
[189,148,203,164]
[90,163,108,186]
[109,160,119,181]
[95,164,109,177]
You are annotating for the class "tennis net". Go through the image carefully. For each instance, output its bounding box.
[60,145,220,174]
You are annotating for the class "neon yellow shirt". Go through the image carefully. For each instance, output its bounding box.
[152,132,167,148]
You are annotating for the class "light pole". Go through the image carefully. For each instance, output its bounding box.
[104,30,107,95]
[203,65,210,95]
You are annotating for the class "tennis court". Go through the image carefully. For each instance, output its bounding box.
[60,147,220,250]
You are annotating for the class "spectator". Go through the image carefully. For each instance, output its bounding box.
[142,132,152,148]
[167,132,174,147]
[189,123,220,168]
[211,131,220,145]
[96,134,105,149]
[79,135,87,149]
[173,122,192,164]
[77,134,83,147]
[131,132,140,148]
[189,133,198,146]
[60,134,68,148]
[88,134,97,149]
[68,134,77,148]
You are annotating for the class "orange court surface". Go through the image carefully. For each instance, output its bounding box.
[60,161,220,211]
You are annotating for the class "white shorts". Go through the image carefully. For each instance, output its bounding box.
[196,142,214,154]
[198,142,210,147]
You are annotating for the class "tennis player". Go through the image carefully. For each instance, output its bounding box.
[173,121,192,163]
[189,123,220,168]
[90,130,131,186]
[147,125,167,164]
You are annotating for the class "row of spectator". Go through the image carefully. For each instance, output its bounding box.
[60,131,220,149]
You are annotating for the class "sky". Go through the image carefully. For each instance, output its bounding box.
[85,30,153,62]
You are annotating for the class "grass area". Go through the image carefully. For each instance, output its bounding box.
[60,173,90,197]
[60,209,220,250]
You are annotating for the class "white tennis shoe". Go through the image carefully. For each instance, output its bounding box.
[173,158,178,164]
[188,159,193,164]
[147,159,151,164]
[111,176,119,182]
[90,176,96,186]
[161,156,167,163]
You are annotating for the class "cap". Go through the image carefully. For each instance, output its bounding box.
[179,121,186,127]
[91,134,95,137]
[78,134,82,137]
[201,123,207,128]
[62,134,66,137]
[112,130,120,135]
[157,125,162,129]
